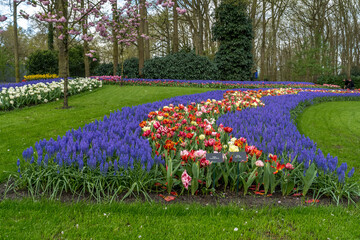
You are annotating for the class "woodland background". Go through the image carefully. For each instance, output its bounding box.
[1,0,360,84]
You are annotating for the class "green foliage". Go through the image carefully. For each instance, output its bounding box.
[120,57,139,78]
[25,50,58,75]
[316,75,360,88]
[93,63,113,76]
[290,42,332,82]
[68,45,99,77]
[351,65,360,76]
[0,47,14,82]
[212,0,253,81]
[142,51,217,80]
[92,58,139,78]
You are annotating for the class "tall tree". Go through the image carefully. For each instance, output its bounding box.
[112,0,119,76]
[138,0,146,76]
[213,0,253,81]
[13,0,21,83]
[172,0,179,52]
[31,0,107,108]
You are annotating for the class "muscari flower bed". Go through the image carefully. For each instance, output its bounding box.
[95,76,344,90]
[0,77,101,110]
[11,87,360,204]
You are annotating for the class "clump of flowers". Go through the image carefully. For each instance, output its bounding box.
[0,77,102,110]
[23,74,59,81]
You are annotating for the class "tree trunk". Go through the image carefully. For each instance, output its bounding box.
[172,0,179,53]
[259,1,266,80]
[13,3,20,83]
[48,22,54,50]
[58,0,69,108]
[197,0,204,55]
[138,0,146,77]
[84,40,90,77]
[250,0,258,69]
[165,9,171,54]
[112,32,119,76]
[120,44,124,77]
[112,0,118,76]
[58,36,69,108]
[271,1,277,81]
[82,0,90,77]
[145,9,150,60]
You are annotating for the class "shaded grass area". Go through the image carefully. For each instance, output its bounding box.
[296,101,360,180]
[0,85,214,182]
[0,199,359,239]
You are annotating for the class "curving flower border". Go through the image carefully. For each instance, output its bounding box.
[95,76,346,90]
[140,88,360,185]
[19,87,360,182]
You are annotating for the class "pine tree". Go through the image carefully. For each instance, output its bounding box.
[213,0,253,81]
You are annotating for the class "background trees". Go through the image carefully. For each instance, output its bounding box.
[0,0,360,82]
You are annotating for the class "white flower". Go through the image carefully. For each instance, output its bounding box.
[229,144,239,152]
[234,228,238,231]
[142,126,150,132]
[10,100,14,105]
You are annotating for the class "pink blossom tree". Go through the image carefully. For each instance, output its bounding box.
[28,0,108,108]
[96,0,141,76]
[2,0,26,83]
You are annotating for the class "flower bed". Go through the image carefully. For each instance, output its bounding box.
[0,78,102,110]
[13,87,360,203]
[23,74,59,81]
[95,76,344,90]
[0,78,64,89]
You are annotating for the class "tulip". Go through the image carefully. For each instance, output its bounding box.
[255,160,264,167]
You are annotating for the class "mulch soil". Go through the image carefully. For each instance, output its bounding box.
[2,181,356,207]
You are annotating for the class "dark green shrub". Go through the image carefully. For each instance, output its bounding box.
[316,75,360,88]
[212,0,253,81]
[93,58,139,78]
[351,65,360,76]
[119,57,139,78]
[26,50,58,75]
[69,45,99,77]
[142,51,217,80]
[93,63,114,76]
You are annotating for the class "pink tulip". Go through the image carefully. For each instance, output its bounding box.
[194,150,206,159]
[153,121,160,129]
[181,170,192,190]
[285,163,294,170]
[255,160,264,167]
[180,150,189,157]
[142,130,151,137]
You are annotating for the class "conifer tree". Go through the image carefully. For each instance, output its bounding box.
[213,0,253,81]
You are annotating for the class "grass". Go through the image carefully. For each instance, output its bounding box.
[1,86,360,239]
[296,101,360,180]
[0,199,360,239]
[0,85,214,182]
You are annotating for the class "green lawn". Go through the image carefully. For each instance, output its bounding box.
[0,85,214,182]
[0,200,359,239]
[1,86,360,239]
[296,101,360,179]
